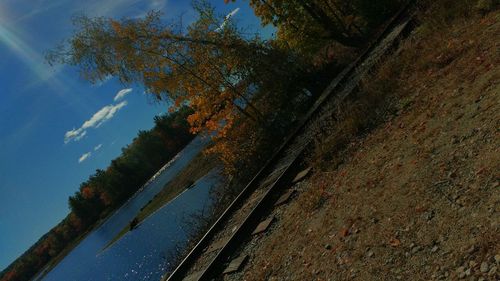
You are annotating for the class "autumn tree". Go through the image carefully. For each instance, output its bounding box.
[47,1,303,138]
[227,0,403,53]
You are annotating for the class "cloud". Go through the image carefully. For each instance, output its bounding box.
[94,144,103,151]
[78,152,92,163]
[64,101,128,143]
[216,8,240,32]
[226,7,240,19]
[114,88,133,101]
[148,0,166,10]
[93,75,112,87]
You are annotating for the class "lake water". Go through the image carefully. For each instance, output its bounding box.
[39,136,220,281]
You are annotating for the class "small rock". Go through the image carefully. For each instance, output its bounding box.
[367,250,374,257]
[431,246,439,253]
[480,262,489,273]
[465,268,471,276]
[423,211,435,221]
[488,266,497,276]
[467,245,476,254]
[412,246,421,254]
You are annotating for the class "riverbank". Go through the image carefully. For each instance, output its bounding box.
[30,139,212,281]
[102,152,217,250]
[225,7,499,281]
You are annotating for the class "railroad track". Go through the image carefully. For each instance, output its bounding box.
[165,4,416,281]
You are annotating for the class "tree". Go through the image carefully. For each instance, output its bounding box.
[227,0,402,53]
[47,1,302,137]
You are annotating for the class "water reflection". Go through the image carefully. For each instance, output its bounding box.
[41,136,219,281]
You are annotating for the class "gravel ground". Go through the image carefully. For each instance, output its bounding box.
[221,11,499,281]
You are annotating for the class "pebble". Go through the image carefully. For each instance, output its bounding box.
[467,245,476,254]
[480,262,489,273]
[412,246,421,254]
[423,211,435,221]
[431,246,439,253]
[488,266,497,276]
[465,268,471,276]
[367,250,374,257]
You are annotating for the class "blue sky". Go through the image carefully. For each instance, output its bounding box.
[0,0,268,270]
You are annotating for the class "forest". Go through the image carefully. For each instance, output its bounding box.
[1,0,408,280]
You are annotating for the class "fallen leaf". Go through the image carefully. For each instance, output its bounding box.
[340,228,350,237]
[389,238,401,247]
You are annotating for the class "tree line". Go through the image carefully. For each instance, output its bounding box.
[1,107,194,281]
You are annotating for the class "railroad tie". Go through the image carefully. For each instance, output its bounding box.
[292,167,312,183]
[274,189,296,206]
[223,255,249,274]
[252,216,275,235]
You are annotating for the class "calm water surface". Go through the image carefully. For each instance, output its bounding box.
[40,136,220,281]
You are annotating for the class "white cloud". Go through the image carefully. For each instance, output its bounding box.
[216,8,240,32]
[114,88,133,101]
[148,0,166,10]
[93,75,112,87]
[82,101,128,128]
[64,101,128,143]
[226,7,240,19]
[94,144,103,151]
[78,152,92,163]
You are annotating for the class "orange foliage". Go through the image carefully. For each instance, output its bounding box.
[81,186,94,199]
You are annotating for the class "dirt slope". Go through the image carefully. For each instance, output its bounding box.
[225,11,499,281]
